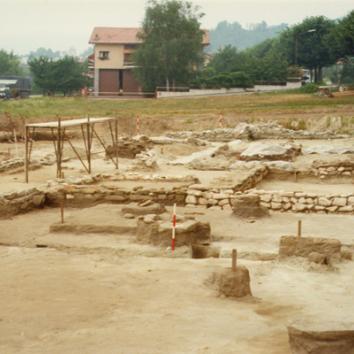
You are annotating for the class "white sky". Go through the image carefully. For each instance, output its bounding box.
[1,0,353,55]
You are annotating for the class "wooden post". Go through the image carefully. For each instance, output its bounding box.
[114,118,119,169]
[13,129,19,158]
[60,194,65,224]
[232,249,237,271]
[87,116,91,174]
[297,220,302,239]
[56,116,62,179]
[25,125,29,183]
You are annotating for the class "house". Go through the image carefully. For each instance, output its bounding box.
[89,27,210,96]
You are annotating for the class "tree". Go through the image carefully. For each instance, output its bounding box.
[208,45,242,73]
[205,38,288,86]
[329,10,354,59]
[134,0,205,91]
[0,50,24,76]
[29,56,89,95]
[54,56,90,96]
[28,57,57,95]
[280,16,335,82]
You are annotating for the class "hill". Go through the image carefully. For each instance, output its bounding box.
[208,21,288,53]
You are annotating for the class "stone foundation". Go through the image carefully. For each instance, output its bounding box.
[256,190,354,214]
[0,188,46,218]
[185,186,354,215]
[311,159,354,179]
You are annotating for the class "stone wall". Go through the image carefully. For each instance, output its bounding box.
[0,188,46,218]
[185,186,354,214]
[0,158,24,173]
[255,190,354,214]
[185,166,268,210]
[0,173,196,218]
[168,122,348,142]
[311,160,354,179]
[47,184,188,208]
[0,155,56,174]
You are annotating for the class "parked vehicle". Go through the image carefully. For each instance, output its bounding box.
[0,76,32,98]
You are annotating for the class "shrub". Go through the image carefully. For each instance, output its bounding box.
[298,83,319,93]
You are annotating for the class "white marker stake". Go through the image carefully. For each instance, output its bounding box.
[218,114,225,128]
[171,203,177,252]
[136,115,141,136]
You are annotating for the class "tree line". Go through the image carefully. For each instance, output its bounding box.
[196,11,354,88]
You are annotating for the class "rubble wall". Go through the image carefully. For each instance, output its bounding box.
[0,188,46,218]
[185,187,354,214]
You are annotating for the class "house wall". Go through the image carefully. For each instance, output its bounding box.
[94,44,124,69]
[93,44,141,93]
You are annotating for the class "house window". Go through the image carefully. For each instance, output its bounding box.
[124,53,134,66]
[124,44,138,50]
[98,51,109,60]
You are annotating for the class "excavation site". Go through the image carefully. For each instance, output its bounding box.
[0,114,353,354]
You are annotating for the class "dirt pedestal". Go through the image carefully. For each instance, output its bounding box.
[211,267,252,298]
[231,194,269,218]
[191,243,220,258]
[279,235,342,262]
[136,217,211,247]
[288,321,354,354]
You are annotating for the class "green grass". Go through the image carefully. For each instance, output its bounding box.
[0,93,353,122]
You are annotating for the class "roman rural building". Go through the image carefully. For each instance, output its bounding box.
[89,27,210,96]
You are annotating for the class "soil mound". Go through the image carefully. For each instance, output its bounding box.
[231,194,269,218]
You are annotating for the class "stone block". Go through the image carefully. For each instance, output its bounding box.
[271,202,282,210]
[318,197,331,207]
[332,197,347,207]
[186,195,197,204]
[293,203,306,212]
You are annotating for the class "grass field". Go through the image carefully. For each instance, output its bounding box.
[0,92,353,135]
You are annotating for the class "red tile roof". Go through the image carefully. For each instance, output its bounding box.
[89,27,210,45]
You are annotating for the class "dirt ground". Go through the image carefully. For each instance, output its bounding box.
[1,204,354,353]
[1,117,354,353]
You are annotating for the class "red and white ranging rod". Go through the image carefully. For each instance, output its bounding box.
[171,203,177,252]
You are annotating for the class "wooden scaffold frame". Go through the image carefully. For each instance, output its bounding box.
[24,116,119,183]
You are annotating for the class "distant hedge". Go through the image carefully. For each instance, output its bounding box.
[194,71,254,89]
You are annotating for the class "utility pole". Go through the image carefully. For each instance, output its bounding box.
[294,29,316,67]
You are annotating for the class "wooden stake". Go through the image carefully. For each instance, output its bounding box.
[60,199,64,224]
[86,115,91,174]
[114,117,119,169]
[25,126,29,183]
[297,220,302,239]
[13,129,19,158]
[232,249,237,271]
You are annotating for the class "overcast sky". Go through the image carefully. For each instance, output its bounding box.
[1,0,353,55]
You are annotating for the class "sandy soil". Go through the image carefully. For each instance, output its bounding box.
[1,131,354,353]
[0,212,353,354]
